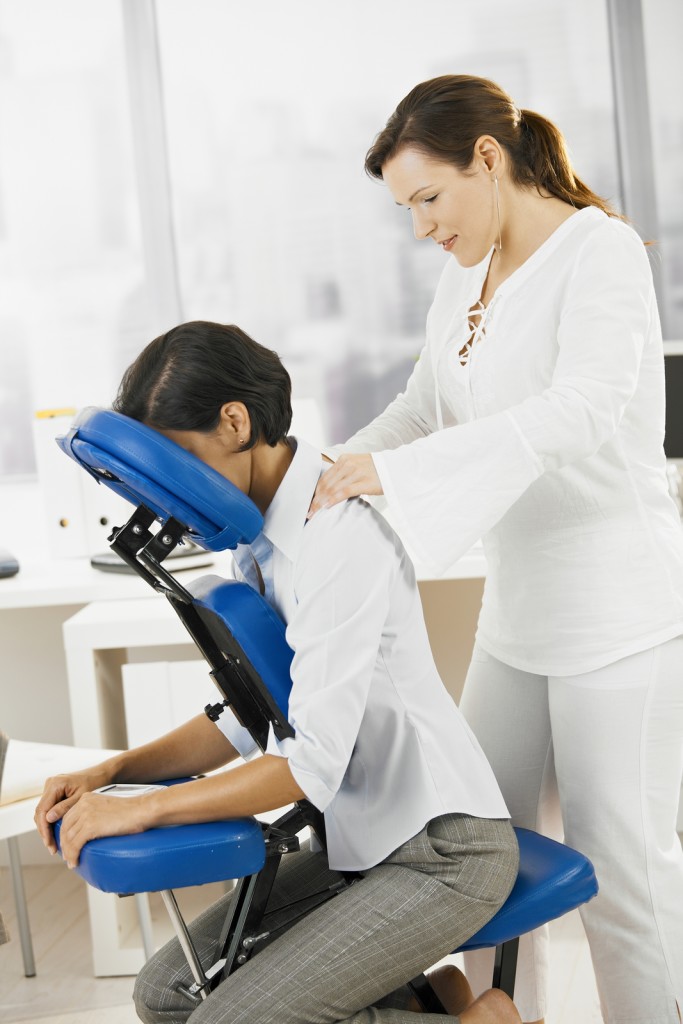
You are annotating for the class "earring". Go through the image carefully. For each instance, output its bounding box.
[494,175,503,253]
[238,438,245,446]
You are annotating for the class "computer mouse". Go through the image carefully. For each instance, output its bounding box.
[0,548,19,578]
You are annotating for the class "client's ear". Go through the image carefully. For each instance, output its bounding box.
[219,402,251,449]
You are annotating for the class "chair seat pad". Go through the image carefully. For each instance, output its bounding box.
[456,827,598,952]
[54,815,266,894]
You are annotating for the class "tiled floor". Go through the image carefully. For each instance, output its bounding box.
[1,863,603,1024]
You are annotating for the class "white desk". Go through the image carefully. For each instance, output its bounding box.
[0,542,486,610]
[0,556,220,976]
[0,557,226,770]
[59,598,194,975]
[0,555,223,611]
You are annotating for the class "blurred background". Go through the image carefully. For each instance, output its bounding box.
[0,0,681,479]
[0,8,681,1015]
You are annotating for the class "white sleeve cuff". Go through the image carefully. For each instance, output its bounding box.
[373,410,542,573]
[214,709,260,760]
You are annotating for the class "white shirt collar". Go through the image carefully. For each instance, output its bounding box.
[261,437,325,564]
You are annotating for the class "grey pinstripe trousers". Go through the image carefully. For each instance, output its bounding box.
[133,813,518,1024]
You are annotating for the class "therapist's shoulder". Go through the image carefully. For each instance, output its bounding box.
[573,208,651,277]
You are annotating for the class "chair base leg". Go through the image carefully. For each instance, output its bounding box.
[492,938,519,999]
[407,973,448,1013]
[7,836,36,978]
[153,808,337,1006]
[160,889,211,1004]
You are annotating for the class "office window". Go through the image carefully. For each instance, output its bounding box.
[156,0,620,443]
[0,0,149,476]
[642,0,683,339]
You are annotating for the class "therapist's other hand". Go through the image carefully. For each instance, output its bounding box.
[308,454,382,518]
[58,791,147,869]
[35,765,112,855]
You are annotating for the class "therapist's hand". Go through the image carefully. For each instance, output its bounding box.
[308,453,382,518]
[57,791,149,869]
[35,765,112,855]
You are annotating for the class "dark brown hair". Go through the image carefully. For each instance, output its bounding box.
[365,74,622,218]
[114,321,292,449]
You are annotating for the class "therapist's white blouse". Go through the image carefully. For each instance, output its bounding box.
[331,207,683,677]
[216,438,509,872]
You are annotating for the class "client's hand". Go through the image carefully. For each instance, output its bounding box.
[35,765,112,855]
[308,454,382,518]
[57,791,149,869]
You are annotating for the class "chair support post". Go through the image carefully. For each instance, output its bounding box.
[217,871,265,978]
[160,889,209,1002]
[407,973,448,1013]
[492,937,519,999]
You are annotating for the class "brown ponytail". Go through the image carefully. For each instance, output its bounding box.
[365,75,623,220]
[516,108,619,216]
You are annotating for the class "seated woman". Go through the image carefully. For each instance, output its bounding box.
[35,321,520,1024]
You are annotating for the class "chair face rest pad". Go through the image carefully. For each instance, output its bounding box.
[54,813,266,894]
[57,407,263,551]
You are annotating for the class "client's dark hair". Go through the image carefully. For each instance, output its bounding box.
[113,321,292,449]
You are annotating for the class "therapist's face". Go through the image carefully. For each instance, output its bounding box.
[381,145,500,267]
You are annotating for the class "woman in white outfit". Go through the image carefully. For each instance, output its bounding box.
[310,74,683,1024]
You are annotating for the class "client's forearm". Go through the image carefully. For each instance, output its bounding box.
[144,754,305,827]
[107,713,238,785]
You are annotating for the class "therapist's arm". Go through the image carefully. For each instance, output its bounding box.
[312,301,451,515]
[35,713,239,853]
[313,225,654,568]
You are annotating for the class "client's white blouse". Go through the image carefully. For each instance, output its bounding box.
[330,207,683,676]
[216,439,509,872]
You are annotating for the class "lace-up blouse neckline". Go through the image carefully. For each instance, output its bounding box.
[459,298,489,367]
[456,209,589,370]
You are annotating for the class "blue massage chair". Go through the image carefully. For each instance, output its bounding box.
[55,407,598,1011]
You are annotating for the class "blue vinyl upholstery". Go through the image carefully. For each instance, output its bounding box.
[188,575,293,724]
[457,827,597,951]
[54,813,265,894]
[56,815,597,946]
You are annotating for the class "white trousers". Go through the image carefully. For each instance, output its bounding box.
[459,635,683,1024]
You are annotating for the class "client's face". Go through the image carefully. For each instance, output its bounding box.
[156,421,251,497]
